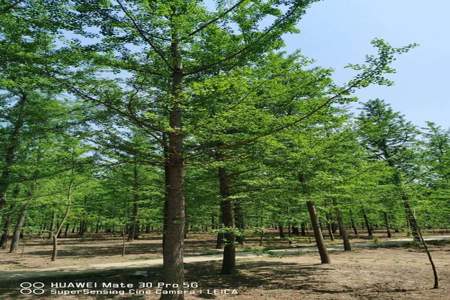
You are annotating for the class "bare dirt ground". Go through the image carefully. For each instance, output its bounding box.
[0,231,439,271]
[1,240,449,299]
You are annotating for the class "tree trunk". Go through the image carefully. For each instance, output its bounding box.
[64,223,70,238]
[161,35,185,299]
[335,207,351,251]
[48,210,56,239]
[300,222,306,236]
[51,179,73,261]
[349,209,358,236]
[0,204,14,249]
[307,201,330,264]
[218,166,235,275]
[9,205,27,253]
[326,213,334,241]
[361,208,373,239]
[278,224,285,239]
[122,225,126,256]
[129,160,140,241]
[292,226,300,236]
[383,212,392,238]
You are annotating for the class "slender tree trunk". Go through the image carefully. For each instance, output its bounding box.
[129,160,140,241]
[390,167,419,241]
[218,166,235,274]
[383,212,392,238]
[349,209,358,236]
[335,207,351,251]
[9,205,28,253]
[307,201,330,264]
[51,174,74,261]
[211,214,215,229]
[361,208,373,239]
[48,210,56,239]
[64,223,70,238]
[292,226,300,236]
[300,222,306,236]
[0,204,15,249]
[122,225,126,256]
[0,215,11,249]
[326,213,334,241]
[278,224,285,239]
[417,226,439,288]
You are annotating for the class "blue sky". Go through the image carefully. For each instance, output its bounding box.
[283,0,450,128]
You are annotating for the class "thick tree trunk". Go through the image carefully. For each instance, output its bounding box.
[161,35,185,299]
[383,211,392,238]
[307,201,330,264]
[218,166,235,274]
[361,208,373,239]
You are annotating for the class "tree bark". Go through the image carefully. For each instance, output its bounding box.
[64,223,70,238]
[326,213,334,241]
[335,207,351,251]
[278,224,285,239]
[383,211,392,238]
[128,160,140,241]
[307,201,330,264]
[162,30,185,299]
[51,175,73,261]
[349,209,358,236]
[361,208,373,239]
[9,205,27,253]
[300,222,307,236]
[48,210,56,239]
[0,203,15,249]
[218,166,235,274]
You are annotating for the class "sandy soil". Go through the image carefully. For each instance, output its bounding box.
[0,231,431,271]
[1,244,449,299]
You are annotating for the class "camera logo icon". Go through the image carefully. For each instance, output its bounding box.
[19,282,45,295]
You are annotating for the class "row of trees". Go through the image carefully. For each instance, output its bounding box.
[1,0,448,298]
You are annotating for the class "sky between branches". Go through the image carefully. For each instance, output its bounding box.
[287,0,450,128]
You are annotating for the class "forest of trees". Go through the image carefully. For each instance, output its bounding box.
[1,1,449,299]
